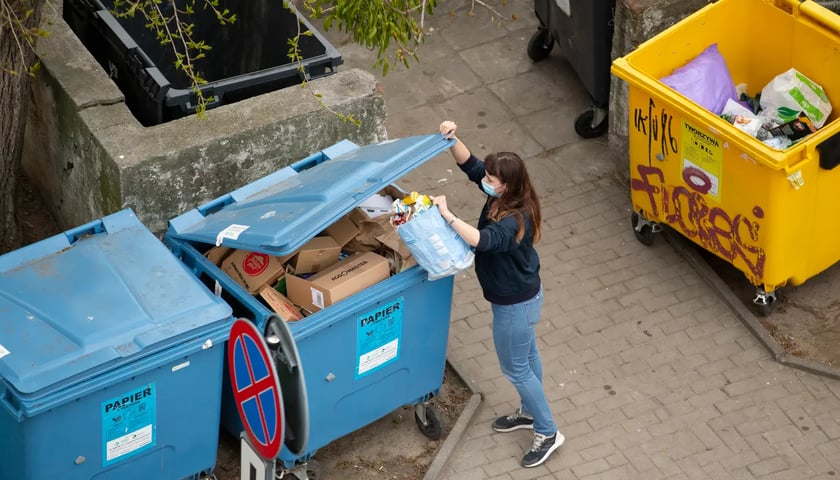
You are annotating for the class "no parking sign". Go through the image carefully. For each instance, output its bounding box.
[228,319,284,460]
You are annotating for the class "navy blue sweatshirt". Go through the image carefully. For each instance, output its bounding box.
[459,154,541,305]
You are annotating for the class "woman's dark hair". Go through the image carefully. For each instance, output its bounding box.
[484,152,542,243]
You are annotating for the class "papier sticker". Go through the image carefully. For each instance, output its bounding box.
[356,297,403,378]
[102,384,156,465]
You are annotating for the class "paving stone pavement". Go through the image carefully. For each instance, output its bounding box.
[315,0,840,478]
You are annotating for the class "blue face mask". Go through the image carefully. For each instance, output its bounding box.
[481,179,502,197]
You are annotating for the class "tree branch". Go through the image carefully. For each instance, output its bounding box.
[471,0,505,19]
[0,1,32,74]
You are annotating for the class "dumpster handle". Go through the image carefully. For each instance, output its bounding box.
[817,131,840,170]
[794,1,840,39]
[289,151,326,173]
[0,381,23,421]
[64,219,106,244]
[197,194,236,217]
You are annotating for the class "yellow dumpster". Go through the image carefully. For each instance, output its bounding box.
[611,0,840,315]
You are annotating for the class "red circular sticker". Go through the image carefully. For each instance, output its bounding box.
[242,252,269,276]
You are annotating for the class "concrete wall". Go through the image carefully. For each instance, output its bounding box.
[24,1,387,235]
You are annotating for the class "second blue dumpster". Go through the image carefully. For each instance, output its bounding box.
[0,209,233,480]
[165,134,457,476]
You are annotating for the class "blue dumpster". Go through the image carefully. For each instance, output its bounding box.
[165,134,457,473]
[0,210,233,480]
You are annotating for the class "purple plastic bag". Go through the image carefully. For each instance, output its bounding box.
[660,43,738,115]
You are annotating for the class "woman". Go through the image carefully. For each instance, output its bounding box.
[432,120,563,468]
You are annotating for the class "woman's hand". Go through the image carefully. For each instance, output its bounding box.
[440,121,457,139]
[432,195,451,220]
[432,194,479,246]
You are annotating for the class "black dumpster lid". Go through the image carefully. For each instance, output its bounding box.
[167,134,454,254]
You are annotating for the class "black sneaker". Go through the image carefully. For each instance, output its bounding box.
[491,408,534,432]
[521,431,565,468]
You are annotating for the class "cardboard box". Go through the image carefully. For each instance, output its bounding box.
[286,252,390,312]
[289,236,342,274]
[222,249,289,294]
[323,214,360,247]
[205,246,233,266]
[258,286,303,322]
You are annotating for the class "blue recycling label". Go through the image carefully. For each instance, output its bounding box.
[356,297,403,378]
[101,383,157,466]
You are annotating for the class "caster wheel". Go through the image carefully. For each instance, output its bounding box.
[527,28,554,62]
[574,109,609,138]
[754,289,777,317]
[415,404,444,440]
[631,212,655,246]
[756,301,776,317]
[282,459,322,480]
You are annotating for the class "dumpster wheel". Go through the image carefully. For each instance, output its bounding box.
[527,28,554,62]
[414,403,444,440]
[279,459,322,480]
[575,107,609,139]
[631,212,659,246]
[753,287,777,317]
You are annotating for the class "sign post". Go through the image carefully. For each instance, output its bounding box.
[240,433,275,480]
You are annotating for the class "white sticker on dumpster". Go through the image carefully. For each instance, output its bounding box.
[215,224,250,246]
[356,297,403,378]
[101,383,156,466]
[0,344,9,359]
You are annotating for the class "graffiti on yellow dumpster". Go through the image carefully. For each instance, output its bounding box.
[633,97,679,165]
[631,163,766,280]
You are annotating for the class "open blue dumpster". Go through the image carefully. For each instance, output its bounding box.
[165,134,457,475]
[0,209,233,480]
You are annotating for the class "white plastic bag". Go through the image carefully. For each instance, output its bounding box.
[760,68,832,129]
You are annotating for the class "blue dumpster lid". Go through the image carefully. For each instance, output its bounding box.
[166,134,454,254]
[0,209,233,395]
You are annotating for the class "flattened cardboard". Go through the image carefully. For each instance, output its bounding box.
[323,214,360,247]
[352,211,395,249]
[286,252,390,312]
[222,249,288,294]
[258,286,303,322]
[289,236,341,274]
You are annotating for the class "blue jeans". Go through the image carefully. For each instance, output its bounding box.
[491,285,557,435]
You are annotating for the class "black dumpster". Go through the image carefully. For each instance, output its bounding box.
[63,0,343,126]
[528,0,615,138]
